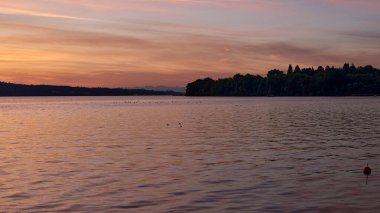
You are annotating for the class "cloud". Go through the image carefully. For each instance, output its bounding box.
[2,18,379,86]
[3,28,155,49]
[323,0,380,11]
[1,0,379,87]
[50,0,279,11]
[0,6,91,20]
[340,30,380,40]
[2,21,377,84]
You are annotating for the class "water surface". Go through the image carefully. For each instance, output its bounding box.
[0,97,379,212]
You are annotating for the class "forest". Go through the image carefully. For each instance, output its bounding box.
[0,82,182,96]
[186,64,380,96]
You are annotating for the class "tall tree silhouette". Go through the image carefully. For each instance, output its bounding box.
[287,64,293,75]
[294,65,301,73]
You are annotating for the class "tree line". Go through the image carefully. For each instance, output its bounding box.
[186,64,380,96]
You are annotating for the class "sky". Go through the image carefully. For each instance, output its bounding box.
[1,0,380,87]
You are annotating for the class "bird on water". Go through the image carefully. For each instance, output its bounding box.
[363,163,372,184]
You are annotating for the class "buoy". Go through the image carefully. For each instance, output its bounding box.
[364,163,372,175]
[363,163,371,184]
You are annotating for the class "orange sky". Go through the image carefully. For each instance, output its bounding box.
[1,0,380,87]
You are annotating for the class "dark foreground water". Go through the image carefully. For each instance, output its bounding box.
[0,97,379,212]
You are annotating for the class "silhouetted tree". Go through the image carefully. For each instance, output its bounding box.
[267,70,286,96]
[186,77,215,96]
[350,64,357,73]
[294,65,301,73]
[317,66,324,73]
[343,63,350,73]
[287,64,293,75]
[186,64,380,96]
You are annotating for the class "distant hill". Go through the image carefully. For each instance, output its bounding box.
[186,64,380,96]
[130,86,186,93]
[0,82,183,96]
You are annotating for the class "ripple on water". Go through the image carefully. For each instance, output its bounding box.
[0,97,379,212]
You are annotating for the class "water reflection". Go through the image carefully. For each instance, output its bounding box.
[0,97,379,212]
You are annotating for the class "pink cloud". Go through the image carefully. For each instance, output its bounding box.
[323,0,380,10]
[0,6,89,20]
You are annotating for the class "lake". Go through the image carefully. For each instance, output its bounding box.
[0,97,379,212]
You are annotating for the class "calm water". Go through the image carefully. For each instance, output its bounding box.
[0,97,379,212]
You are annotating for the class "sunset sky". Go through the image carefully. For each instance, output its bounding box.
[1,0,380,87]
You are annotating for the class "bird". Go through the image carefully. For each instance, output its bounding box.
[178,122,182,127]
[363,163,372,184]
